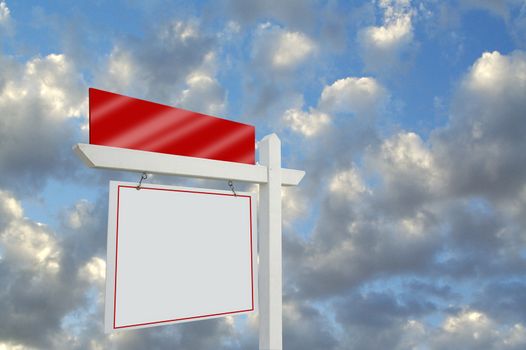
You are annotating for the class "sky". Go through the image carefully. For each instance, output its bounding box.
[1,0,526,349]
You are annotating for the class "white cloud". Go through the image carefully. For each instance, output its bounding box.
[1,54,85,119]
[65,200,94,230]
[432,309,526,349]
[461,50,526,97]
[160,20,200,43]
[243,23,318,122]
[252,23,316,72]
[174,52,227,116]
[176,73,226,115]
[272,31,316,69]
[379,132,434,174]
[283,108,329,137]
[282,187,309,228]
[370,132,444,196]
[329,167,369,199]
[283,76,387,137]
[0,342,33,350]
[0,190,22,223]
[0,1,9,25]
[0,191,60,273]
[343,308,526,350]
[105,46,136,93]
[31,55,86,117]
[79,256,106,285]
[358,0,416,74]
[319,77,387,116]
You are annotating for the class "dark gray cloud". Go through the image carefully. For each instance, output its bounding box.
[474,280,526,324]
[282,300,338,350]
[332,290,437,349]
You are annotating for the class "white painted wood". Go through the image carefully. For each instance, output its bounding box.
[258,134,283,350]
[73,143,304,186]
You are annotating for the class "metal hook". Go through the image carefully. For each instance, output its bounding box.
[136,172,148,190]
[228,180,237,196]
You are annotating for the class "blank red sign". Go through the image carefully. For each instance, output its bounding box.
[89,88,255,164]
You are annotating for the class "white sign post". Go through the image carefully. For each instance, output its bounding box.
[258,134,283,350]
[74,133,304,350]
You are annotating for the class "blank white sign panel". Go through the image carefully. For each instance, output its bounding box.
[105,181,257,332]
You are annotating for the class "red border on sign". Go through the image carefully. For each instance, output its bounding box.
[113,185,255,330]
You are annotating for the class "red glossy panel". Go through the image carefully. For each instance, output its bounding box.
[89,88,255,164]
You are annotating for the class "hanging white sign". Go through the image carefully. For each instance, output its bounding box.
[104,181,258,332]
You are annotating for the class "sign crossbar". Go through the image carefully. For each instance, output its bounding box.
[74,143,304,186]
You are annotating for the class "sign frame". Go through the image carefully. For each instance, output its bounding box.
[75,87,305,350]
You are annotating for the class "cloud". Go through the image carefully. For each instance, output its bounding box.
[329,167,369,200]
[283,151,442,299]
[330,291,526,349]
[283,108,330,137]
[285,50,526,305]
[319,77,388,116]
[241,24,316,122]
[0,1,9,25]
[358,0,417,75]
[431,310,526,350]
[0,53,86,194]
[365,131,445,215]
[279,76,389,230]
[251,23,316,73]
[78,256,105,286]
[174,52,227,116]
[97,20,217,107]
[97,20,229,118]
[0,191,84,348]
[283,76,387,138]
[432,51,526,199]
[332,291,436,349]
[223,0,317,31]
[271,31,316,69]
[282,300,337,350]
[288,196,440,299]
